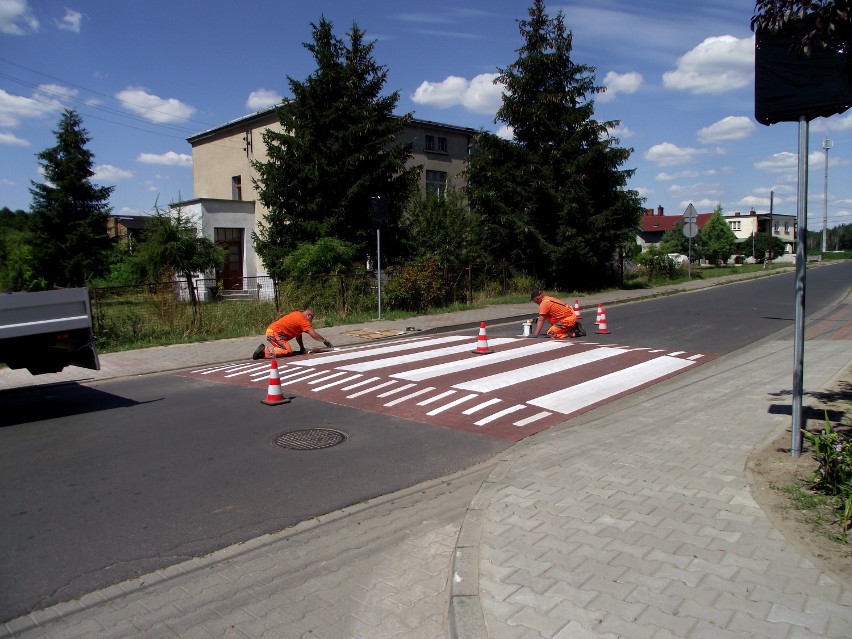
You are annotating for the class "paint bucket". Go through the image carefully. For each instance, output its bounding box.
[522,320,532,337]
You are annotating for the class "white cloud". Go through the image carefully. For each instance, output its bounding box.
[494,124,513,140]
[663,35,753,95]
[826,112,852,131]
[668,181,723,199]
[754,151,797,173]
[656,170,699,181]
[607,123,634,140]
[411,76,468,108]
[137,151,192,167]
[644,142,707,166]
[411,73,502,115]
[0,0,39,34]
[115,87,196,123]
[697,116,755,143]
[0,86,66,127]
[55,7,81,33]
[599,71,642,103]
[246,89,282,111]
[737,195,769,209]
[34,83,78,102]
[94,164,133,182]
[686,198,723,210]
[0,131,29,146]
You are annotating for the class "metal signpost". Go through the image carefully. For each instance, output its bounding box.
[370,197,389,320]
[682,203,699,278]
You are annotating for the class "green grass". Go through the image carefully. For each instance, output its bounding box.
[775,480,849,543]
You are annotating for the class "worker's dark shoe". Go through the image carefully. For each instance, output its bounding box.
[252,343,266,360]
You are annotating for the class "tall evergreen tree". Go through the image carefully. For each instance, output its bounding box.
[28,109,113,289]
[253,17,418,279]
[468,0,644,287]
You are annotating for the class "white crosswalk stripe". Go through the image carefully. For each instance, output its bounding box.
[182,334,714,441]
[453,346,627,392]
[529,354,694,414]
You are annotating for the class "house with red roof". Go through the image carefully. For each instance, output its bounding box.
[637,206,715,251]
[637,206,797,259]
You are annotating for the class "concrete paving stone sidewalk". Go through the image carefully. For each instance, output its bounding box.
[450,334,852,639]
[2,265,851,639]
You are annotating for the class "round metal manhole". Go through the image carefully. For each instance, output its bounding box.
[271,428,347,450]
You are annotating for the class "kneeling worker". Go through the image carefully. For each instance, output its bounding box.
[530,289,580,339]
[253,308,333,359]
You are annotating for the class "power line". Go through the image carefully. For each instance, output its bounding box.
[0,66,249,153]
[0,57,218,131]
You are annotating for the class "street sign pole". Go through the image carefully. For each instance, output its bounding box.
[682,204,699,278]
[370,197,389,321]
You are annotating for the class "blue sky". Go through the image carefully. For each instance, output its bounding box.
[1,0,850,232]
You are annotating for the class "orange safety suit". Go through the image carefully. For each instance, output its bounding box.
[264,310,314,358]
[537,295,578,339]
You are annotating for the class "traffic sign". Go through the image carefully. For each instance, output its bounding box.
[683,203,698,222]
[683,221,699,238]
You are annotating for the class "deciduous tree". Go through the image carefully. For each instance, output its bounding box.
[697,209,738,266]
[752,1,851,60]
[129,203,225,306]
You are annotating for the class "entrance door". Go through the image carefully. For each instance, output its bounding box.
[215,228,243,290]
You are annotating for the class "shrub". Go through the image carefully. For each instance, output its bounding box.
[383,257,444,312]
[802,416,852,539]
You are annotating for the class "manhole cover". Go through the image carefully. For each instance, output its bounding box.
[271,428,347,450]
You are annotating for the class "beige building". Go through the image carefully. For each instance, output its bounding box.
[179,107,477,296]
[723,210,796,257]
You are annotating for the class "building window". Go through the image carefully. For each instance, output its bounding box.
[730,220,741,231]
[425,135,435,151]
[426,170,447,197]
[784,221,790,233]
[437,136,448,152]
[232,175,242,201]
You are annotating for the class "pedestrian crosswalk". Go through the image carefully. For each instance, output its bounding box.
[179,334,715,441]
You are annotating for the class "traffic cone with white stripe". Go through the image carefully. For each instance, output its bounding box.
[573,299,583,319]
[595,307,611,334]
[594,303,603,325]
[261,359,290,405]
[472,321,494,354]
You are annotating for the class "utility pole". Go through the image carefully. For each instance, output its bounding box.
[768,190,774,262]
[822,137,832,253]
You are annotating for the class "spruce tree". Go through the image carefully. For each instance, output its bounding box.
[469,0,643,287]
[253,17,418,278]
[29,109,113,289]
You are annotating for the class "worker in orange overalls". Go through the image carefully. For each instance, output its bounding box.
[530,289,581,339]
[252,308,333,359]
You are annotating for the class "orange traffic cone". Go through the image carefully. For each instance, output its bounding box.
[472,321,494,354]
[261,359,290,405]
[595,308,611,334]
[573,299,583,319]
[594,303,603,325]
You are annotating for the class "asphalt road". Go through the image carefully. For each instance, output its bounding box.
[1,262,850,622]
[486,263,852,354]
